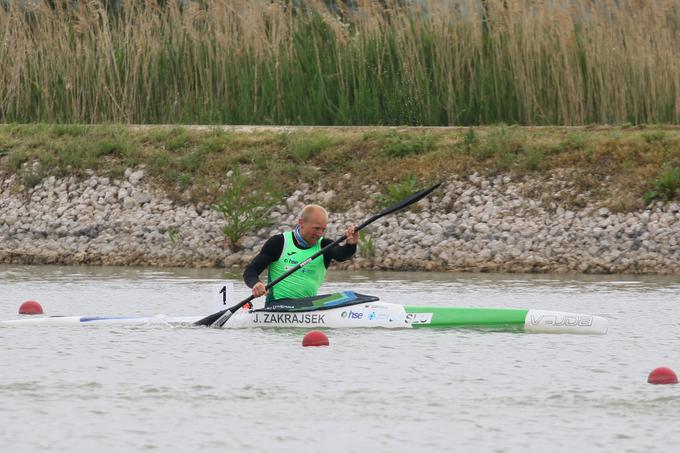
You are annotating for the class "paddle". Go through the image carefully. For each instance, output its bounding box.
[195,182,441,328]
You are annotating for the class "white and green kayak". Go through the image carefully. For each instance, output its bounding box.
[1,291,608,334]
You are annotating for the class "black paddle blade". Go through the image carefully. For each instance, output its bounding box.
[209,309,236,328]
[194,308,229,327]
[358,183,441,229]
[382,182,440,215]
[195,294,255,327]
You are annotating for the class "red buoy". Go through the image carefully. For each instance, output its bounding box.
[648,367,678,385]
[302,330,329,347]
[19,300,44,315]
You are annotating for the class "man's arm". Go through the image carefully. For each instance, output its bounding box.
[321,225,359,267]
[321,240,357,267]
[242,234,284,288]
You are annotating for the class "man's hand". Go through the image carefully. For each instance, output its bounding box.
[252,281,267,297]
[345,225,359,245]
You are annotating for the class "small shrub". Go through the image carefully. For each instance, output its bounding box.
[199,135,229,154]
[95,138,126,157]
[212,167,282,248]
[358,230,376,258]
[20,172,42,189]
[519,146,544,172]
[52,124,88,137]
[181,149,208,172]
[641,130,667,144]
[286,132,333,162]
[176,173,192,190]
[7,150,28,171]
[167,130,191,151]
[472,126,521,160]
[644,167,680,203]
[561,132,588,151]
[365,130,437,158]
[377,173,419,208]
[167,226,182,246]
[382,133,437,158]
[150,153,170,175]
[463,128,477,151]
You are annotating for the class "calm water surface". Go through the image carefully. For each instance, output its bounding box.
[1,265,679,452]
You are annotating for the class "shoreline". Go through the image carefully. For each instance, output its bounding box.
[2,170,678,275]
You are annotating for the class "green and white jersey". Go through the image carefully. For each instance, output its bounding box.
[266,231,327,302]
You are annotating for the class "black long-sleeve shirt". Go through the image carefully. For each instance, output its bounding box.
[243,233,356,288]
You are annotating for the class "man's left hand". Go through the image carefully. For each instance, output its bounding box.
[345,225,359,245]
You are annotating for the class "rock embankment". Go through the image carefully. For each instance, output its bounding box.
[1,169,679,274]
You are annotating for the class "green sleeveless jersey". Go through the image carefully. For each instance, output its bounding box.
[266,231,327,302]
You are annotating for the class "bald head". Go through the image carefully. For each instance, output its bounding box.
[298,204,328,245]
[299,204,328,222]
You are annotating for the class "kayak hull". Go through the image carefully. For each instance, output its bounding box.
[0,303,608,334]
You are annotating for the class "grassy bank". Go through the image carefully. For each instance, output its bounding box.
[1,0,679,125]
[1,124,679,213]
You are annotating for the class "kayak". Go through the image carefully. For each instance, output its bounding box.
[0,292,608,334]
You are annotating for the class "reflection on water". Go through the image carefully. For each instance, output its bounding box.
[1,265,679,453]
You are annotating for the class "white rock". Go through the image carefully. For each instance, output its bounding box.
[133,192,152,205]
[123,197,137,209]
[473,223,490,234]
[129,170,145,186]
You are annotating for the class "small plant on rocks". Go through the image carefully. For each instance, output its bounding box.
[167,226,182,246]
[358,230,376,258]
[644,167,680,204]
[377,173,419,208]
[212,167,282,249]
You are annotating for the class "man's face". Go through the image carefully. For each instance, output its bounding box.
[299,210,328,245]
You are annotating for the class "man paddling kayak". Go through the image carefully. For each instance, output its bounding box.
[243,204,359,304]
[195,184,439,328]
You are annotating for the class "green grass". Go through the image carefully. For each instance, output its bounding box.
[362,130,440,158]
[1,124,680,211]
[285,132,334,162]
[645,167,680,204]
[7,150,28,172]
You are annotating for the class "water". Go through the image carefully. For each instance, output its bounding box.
[1,265,679,452]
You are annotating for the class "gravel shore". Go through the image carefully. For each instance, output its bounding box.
[1,168,678,274]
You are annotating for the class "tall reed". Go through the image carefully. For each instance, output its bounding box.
[1,0,679,125]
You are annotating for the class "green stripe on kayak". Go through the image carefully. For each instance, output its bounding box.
[404,306,529,328]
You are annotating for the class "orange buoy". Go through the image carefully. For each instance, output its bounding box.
[302,330,329,347]
[19,300,44,315]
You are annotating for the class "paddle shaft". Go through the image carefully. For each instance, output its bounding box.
[195,183,441,327]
